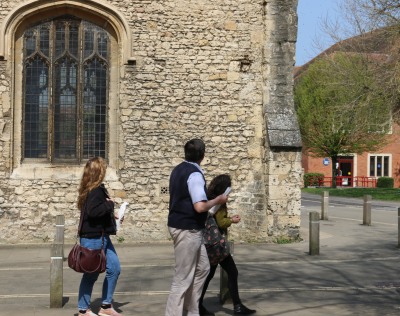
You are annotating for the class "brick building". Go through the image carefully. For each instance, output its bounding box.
[302,124,400,188]
[297,28,400,188]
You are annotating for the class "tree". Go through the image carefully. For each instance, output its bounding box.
[296,0,400,187]
[343,0,400,30]
[295,52,396,187]
[318,0,400,47]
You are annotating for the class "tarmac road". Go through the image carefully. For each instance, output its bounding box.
[1,192,400,315]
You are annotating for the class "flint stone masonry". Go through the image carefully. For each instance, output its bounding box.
[0,0,302,244]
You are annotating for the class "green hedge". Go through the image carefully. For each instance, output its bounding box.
[304,173,324,188]
[377,177,394,188]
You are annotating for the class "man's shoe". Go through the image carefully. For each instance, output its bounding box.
[233,303,256,315]
[199,304,215,316]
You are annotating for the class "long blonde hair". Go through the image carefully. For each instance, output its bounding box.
[77,157,107,210]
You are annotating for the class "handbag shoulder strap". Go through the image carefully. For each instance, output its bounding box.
[77,205,84,238]
[77,198,89,237]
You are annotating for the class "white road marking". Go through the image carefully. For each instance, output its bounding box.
[2,284,400,300]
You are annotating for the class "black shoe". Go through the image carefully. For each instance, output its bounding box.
[234,303,256,315]
[199,304,215,316]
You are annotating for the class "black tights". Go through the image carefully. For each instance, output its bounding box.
[199,254,241,306]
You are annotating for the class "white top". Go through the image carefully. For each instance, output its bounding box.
[185,161,208,204]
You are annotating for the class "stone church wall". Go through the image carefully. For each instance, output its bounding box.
[0,0,302,244]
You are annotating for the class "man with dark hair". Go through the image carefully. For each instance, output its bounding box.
[166,138,228,316]
[184,139,205,162]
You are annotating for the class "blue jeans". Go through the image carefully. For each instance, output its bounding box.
[78,235,121,310]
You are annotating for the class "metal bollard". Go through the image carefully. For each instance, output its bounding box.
[398,208,400,248]
[321,191,329,220]
[309,212,320,255]
[363,195,372,226]
[219,241,234,304]
[50,215,64,308]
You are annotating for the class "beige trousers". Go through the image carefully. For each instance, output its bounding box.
[165,227,210,316]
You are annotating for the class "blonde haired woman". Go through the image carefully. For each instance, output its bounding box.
[77,157,122,316]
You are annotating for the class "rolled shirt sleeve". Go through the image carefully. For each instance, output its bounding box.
[187,172,208,204]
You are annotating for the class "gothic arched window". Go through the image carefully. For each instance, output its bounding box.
[23,16,109,163]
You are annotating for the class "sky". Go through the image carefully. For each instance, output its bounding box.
[295,0,342,66]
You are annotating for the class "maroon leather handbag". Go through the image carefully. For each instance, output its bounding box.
[68,205,106,273]
[68,238,106,273]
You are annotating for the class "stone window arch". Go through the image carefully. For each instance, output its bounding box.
[0,0,132,179]
[23,16,109,163]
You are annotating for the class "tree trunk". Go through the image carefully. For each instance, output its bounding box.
[331,156,338,188]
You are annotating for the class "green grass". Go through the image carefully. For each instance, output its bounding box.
[302,187,400,201]
[275,237,291,244]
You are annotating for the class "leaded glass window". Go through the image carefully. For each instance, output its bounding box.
[23,17,109,162]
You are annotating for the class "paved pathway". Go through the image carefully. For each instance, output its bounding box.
[1,193,400,315]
